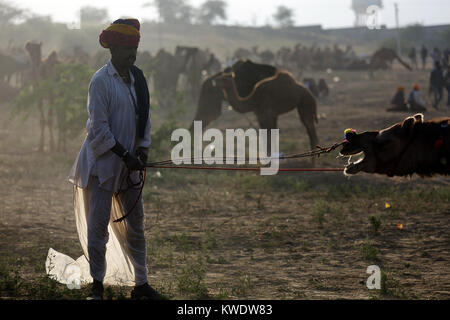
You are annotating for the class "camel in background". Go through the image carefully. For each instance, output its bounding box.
[147,46,221,109]
[25,41,60,152]
[149,48,184,110]
[175,46,221,106]
[191,60,319,166]
[0,49,28,88]
[369,47,412,76]
[0,48,28,102]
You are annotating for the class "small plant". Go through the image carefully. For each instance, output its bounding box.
[369,215,382,234]
[104,286,128,300]
[313,199,327,228]
[231,273,253,297]
[215,288,231,300]
[206,255,229,264]
[176,255,209,299]
[203,230,219,250]
[0,265,22,297]
[147,234,175,269]
[380,270,407,298]
[168,233,196,251]
[293,290,306,298]
[360,240,380,261]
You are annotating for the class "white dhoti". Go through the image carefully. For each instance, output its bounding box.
[73,175,148,286]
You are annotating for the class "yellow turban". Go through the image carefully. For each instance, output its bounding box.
[99,18,140,48]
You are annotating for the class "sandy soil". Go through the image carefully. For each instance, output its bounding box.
[0,65,449,300]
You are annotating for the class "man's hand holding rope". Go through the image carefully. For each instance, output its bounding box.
[136,147,148,167]
[111,141,145,171]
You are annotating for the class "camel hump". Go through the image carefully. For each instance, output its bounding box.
[231,60,278,97]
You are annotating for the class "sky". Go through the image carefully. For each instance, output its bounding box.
[8,0,450,29]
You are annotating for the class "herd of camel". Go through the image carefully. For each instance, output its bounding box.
[2,41,445,178]
[0,41,411,103]
[232,44,412,74]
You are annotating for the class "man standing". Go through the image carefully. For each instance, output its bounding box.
[431,47,442,69]
[408,47,418,70]
[442,47,450,70]
[430,61,444,110]
[421,45,428,70]
[445,65,450,108]
[68,18,163,300]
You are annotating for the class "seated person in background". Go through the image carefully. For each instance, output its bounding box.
[387,86,407,111]
[318,78,329,97]
[303,78,319,98]
[407,83,427,111]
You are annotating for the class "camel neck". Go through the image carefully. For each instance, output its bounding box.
[222,80,255,113]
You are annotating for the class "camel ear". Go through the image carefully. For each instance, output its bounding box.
[401,114,422,133]
[413,113,424,123]
[401,116,415,130]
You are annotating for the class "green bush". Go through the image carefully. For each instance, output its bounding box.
[11,62,94,150]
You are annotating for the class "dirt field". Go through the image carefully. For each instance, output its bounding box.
[0,65,449,300]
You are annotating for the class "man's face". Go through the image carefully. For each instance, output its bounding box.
[110,45,137,70]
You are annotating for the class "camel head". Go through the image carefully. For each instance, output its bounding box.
[340,130,379,175]
[46,51,59,65]
[175,45,200,74]
[212,70,234,90]
[340,114,425,176]
[40,51,60,78]
[190,72,225,131]
[25,41,42,66]
[25,41,41,54]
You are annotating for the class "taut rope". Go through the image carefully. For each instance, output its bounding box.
[113,140,346,223]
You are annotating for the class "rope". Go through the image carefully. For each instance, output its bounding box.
[113,168,147,223]
[149,165,343,172]
[220,67,298,102]
[145,140,346,168]
[113,140,345,223]
[222,70,282,102]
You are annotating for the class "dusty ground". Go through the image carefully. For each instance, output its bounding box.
[0,64,449,300]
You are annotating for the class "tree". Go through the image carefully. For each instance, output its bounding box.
[80,6,109,28]
[198,0,227,25]
[0,1,25,25]
[147,0,195,24]
[273,5,294,28]
[177,2,195,24]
